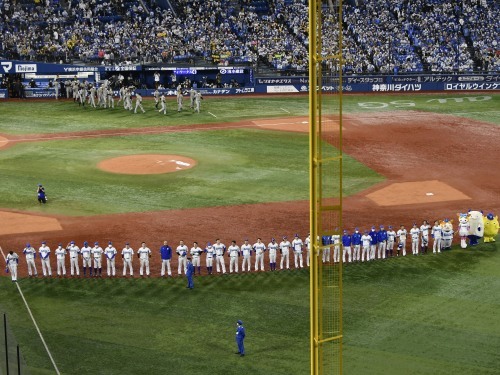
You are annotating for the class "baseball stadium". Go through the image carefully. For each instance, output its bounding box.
[0,0,499,374]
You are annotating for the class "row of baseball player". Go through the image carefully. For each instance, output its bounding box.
[70,79,203,114]
[5,222,454,281]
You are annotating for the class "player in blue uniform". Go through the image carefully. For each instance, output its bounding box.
[341,230,352,263]
[186,257,194,289]
[235,320,246,356]
[160,240,172,277]
[37,184,47,204]
[377,225,388,259]
[368,226,378,261]
[351,228,362,262]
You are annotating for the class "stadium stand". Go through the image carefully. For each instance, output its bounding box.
[0,0,498,73]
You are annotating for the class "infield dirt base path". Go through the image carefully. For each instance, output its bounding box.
[1,110,499,276]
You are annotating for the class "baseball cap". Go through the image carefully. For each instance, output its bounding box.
[26,243,30,247]
[271,238,275,241]
[206,242,211,246]
[94,242,99,245]
[283,236,287,239]
[70,241,75,244]
[388,225,392,229]
[58,243,62,246]
[355,227,359,231]
[42,241,46,244]
[237,320,243,325]
[108,241,113,245]
[380,225,384,228]
[84,241,88,246]
[125,242,130,245]
[371,226,375,230]
[295,233,299,237]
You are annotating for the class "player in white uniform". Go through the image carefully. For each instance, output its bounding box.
[431,221,442,254]
[397,225,407,256]
[213,239,227,274]
[134,93,146,113]
[89,85,97,108]
[190,242,203,275]
[137,242,152,277]
[194,91,203,113]
[104,241,117,277]
[23,243,38,277]
[121,243,134,277]
[228,241,240,273]
[81,241,93,277]
[410,223,420,255]
[153,89,160,108]
[361,231,372,262]
[55,244,67,277]
[253,238,266,271]
[386,226,396,257]
[65,241,80,277]
[39,241,52,277]
[176,240,189,276]
[267,238,279,271]
[332,231,340,263]
[107,88,115,109]
[92,242,104,277]
[176,85,183,112]
[420,220,431,254]
[158,94,166,115]
[292,234,304,269]
[279,236,291,270]
[189,87,196,109]
[240,239,252,272]
[6,251,19,282]
[204,242,215,275]
[304,234,311,267]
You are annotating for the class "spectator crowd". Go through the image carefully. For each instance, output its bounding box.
[0,0,498,73]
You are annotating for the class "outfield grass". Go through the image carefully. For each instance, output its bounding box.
[0,129,381,215]
[0,93,498,135]
[0,240,498,375]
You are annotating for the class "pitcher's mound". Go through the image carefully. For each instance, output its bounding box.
[98,154,196,175]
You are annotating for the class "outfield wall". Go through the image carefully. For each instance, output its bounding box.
[0,59,499,98]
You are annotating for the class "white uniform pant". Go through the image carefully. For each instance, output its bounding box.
[353,245,361,262]
[106,258,116,276]
[140,258,150,276]
[57,258,66,276]
[216,255,226,273]
[370,245,376,260]
[93,257,102,269]
[412,240,419,255]
[342,246,351,263]
[90,95,96,108]
[333,245,340,263]
[108,96,115,109]
[41,257,52,276]
[362,246,369,261]
[195,100,201,113]
[241,255,251,271]
[192,256,200,267]
[294,252,303,268]
[229,256,239,273]
[306,249,310,266]
[269,252,277,265]
[206,257,213,268]
[123,259,133,276]
[158,102,166,114]
[26,258,37,276]
[178,257,187,275]
[82,257,92,268]
[8,264,18,281]
[378,241,386,259]
[255,253,264,271]
[70,257,79,276]
[387,240,395,252]
[322,247,330,263]
[433,238,442,253]
[421,235,429,250]
[399,242,406,256]
[280,250,290,269]
[134,102,145,113]
[161,259,172,276]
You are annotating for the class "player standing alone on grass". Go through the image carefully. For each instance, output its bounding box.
[37,184,47,204]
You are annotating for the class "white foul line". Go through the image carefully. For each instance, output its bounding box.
[208,111,217,118]
[0,246,61,375]
[280,108,290,113]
